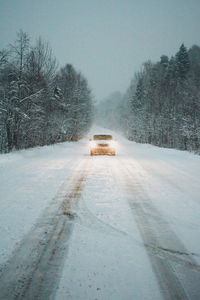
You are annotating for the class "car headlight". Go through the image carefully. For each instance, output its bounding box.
[109,141,116,148]
[90,141,97,148]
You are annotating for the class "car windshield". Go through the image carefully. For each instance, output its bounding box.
[93,135,113,140]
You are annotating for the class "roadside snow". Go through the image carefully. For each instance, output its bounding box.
[118,139,200,263]
[0,141,86,264]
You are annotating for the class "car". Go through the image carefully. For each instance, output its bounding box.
[89,134,116,156]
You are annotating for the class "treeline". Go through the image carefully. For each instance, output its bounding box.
[97,44,200,153]
[125,43,200,151]
[0,30,93,153]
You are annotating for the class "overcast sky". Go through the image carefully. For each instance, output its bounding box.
[1,0,200,101]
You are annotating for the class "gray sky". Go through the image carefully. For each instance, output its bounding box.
[1,0,200,101]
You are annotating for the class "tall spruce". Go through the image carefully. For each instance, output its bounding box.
[175,43,190,80]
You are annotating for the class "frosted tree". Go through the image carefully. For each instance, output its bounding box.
[105,43,200,153]
[0,31,93,153]
[55,64,93,141]
[175,43,190,80]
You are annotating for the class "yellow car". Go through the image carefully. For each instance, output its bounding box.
[89,134,116,156]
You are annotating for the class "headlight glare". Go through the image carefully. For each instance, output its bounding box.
[109,141,116,148]
[90,141,96,148]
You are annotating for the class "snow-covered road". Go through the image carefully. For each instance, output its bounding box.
[0,128,200,299]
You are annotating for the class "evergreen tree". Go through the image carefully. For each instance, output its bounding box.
[175,43,190,80]
[104,43,200,153]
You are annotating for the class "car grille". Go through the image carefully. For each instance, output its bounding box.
[97,143,109,147]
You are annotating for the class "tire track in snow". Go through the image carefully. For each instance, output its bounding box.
[125,157,200,205]
[0,159,89,300]
[112,158,200,300]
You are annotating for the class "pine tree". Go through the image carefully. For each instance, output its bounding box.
[175,43,190,80]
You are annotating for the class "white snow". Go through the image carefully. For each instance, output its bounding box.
[0,141,85,263]
[0,127,200,299]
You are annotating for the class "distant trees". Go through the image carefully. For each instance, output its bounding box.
[0,30,93,153]
[96,43,200,153]
[122,43,200,152]
[53,64,93,141]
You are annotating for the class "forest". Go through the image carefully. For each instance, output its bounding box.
[0,30,93,153]
[1,35,200,154]
[97,44,200,153]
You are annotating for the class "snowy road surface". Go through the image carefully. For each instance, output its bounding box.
[0,128,200,299]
